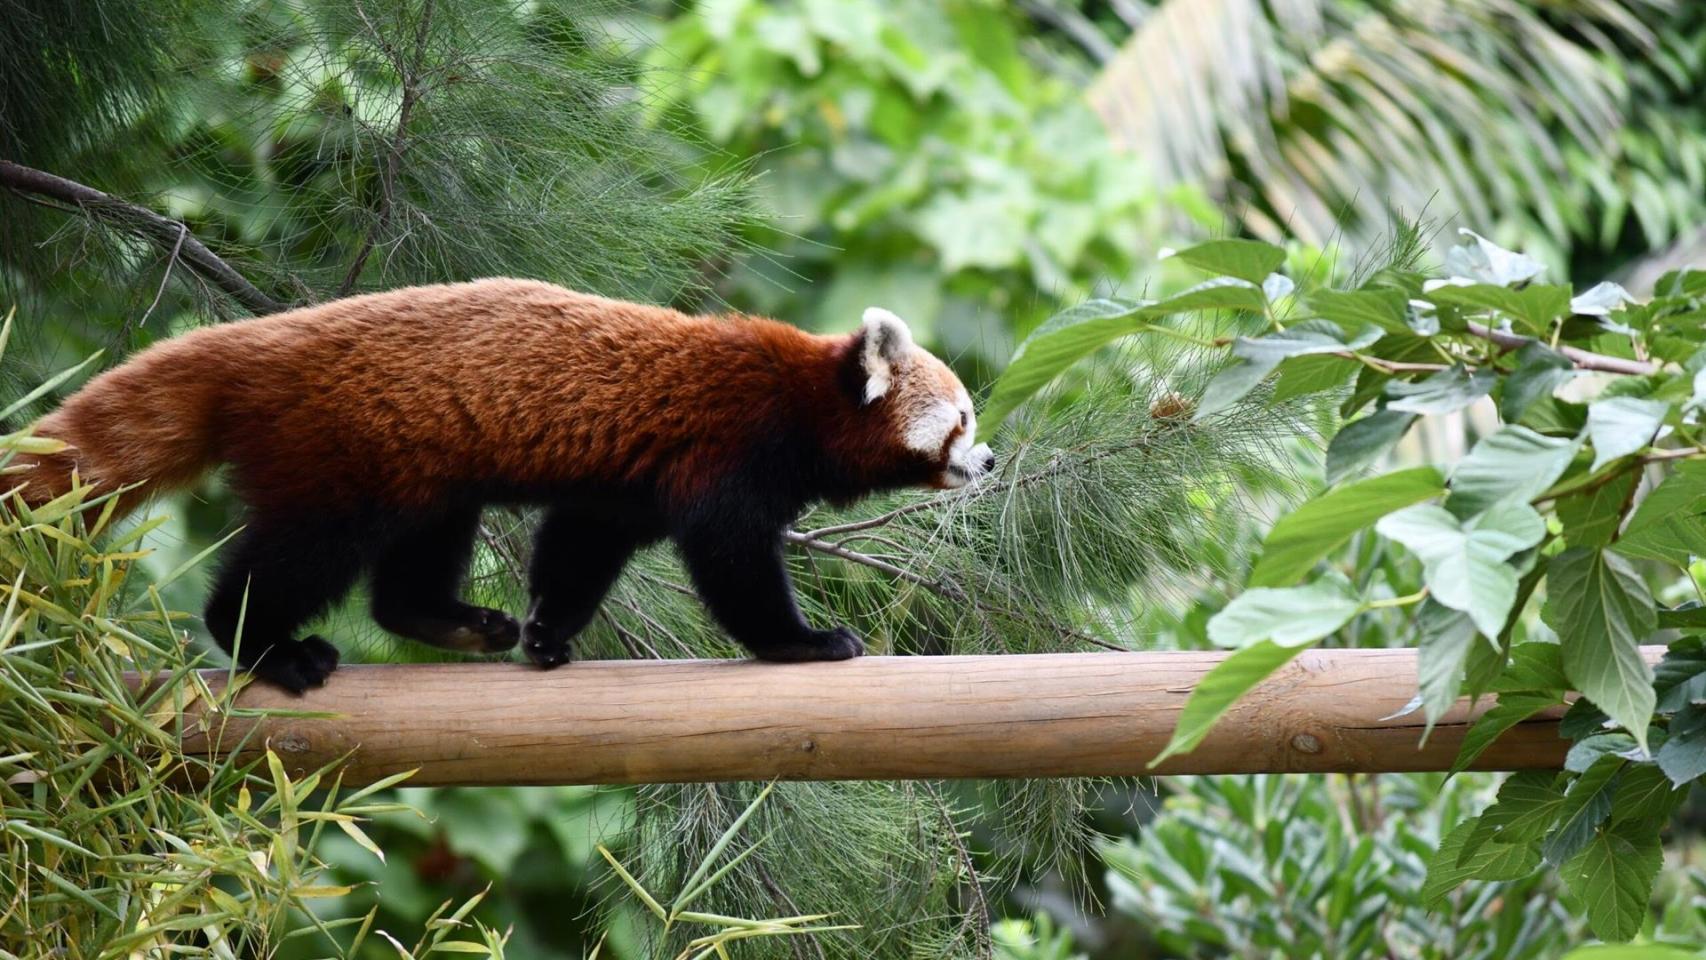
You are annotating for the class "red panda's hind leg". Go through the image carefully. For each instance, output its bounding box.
[368,505,520,655]
[205,516,367,693]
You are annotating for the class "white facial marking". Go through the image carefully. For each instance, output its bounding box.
[904,398,959,454]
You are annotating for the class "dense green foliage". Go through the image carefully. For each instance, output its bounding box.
[984,230,1706,944]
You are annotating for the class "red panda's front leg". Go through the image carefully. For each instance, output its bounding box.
[674,522,865,662]
[522,505,663,668]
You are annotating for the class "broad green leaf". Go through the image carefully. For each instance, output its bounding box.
[1376,501,1546,637]
[1447,425,1582,519]
[1325,409,1416,485]
[1544,549,1657,752]
[1588,397,1671,470]
[1149,640,1311,767]
[1654,643,1706,711]
[1196,356,1281,420]
[1572,281,1636,316]
[1543,755,1623,866]
[1562,821,1664,942]
[1558,471,1639,548]
[981,281,1269,436]
[1460,771,1566,862]
[1249,467,1444,588]
[1613,460,1706,566]
[1308,288,1410,336]
[1231,319,1383,365]
[1207,571,1363,647]
[1500,342,1577,422]
[1490,642,1570,694]
[1384,365,1497,415]
[1452,692,1562,774]
[1168,238,1285,284]
[1440,229,1546,287]
[1271,354,1358,402]
[1566,733,1640,772]
[1426,283,1572,334]
[1196,319,1381,418]
[1656,705,1706,786]
[1609,764,1688,827]
[1416,600,1478,731]
[978,298,1144,438]
[1422,818,1541,906]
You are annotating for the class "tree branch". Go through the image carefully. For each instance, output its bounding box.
[0,160,287,315]
[1465,320,1660,376]
[340,0,435,296]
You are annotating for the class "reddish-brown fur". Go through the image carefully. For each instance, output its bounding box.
[19,279,929,514]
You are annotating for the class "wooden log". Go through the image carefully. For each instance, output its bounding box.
[172,648,1655,787]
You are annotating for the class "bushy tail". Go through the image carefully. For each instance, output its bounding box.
[9,347,223,518]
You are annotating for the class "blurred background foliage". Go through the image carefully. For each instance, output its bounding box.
[4,0,1706,957]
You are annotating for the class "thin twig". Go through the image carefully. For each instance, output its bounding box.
[0,160,285,314]
[137,223,188,328]
[340,0,435,295]
[1465,320,1660,376]
[921,782,991,955]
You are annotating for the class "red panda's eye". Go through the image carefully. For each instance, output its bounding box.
[959,411,968,428]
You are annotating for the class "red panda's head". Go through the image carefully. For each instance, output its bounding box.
[846,307,995,491]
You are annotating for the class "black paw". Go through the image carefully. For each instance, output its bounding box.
[521,616,574,669]
[249,635,341,694]
[753,625,866,663]
[440,606,521,654]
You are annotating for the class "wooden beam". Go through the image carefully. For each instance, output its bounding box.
[174,648,1648,786]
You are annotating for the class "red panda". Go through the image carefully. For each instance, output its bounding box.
[16,279,995,692]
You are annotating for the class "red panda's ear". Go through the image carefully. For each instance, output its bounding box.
[859,307,913,404]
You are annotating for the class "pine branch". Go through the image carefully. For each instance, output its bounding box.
[0,160,287,315]
[341,0,436,296]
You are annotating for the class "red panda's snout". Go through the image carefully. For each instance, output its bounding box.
[857,307,994,491]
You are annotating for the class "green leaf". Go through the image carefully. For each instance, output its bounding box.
[1168,238,1286,284]
[1271,354,1358,402]
[1207,571,1363,647]
[1423,818,1541,906]
[1501,343,1578,421]
[982,280,1270,437]
[1376,501,1546,637]
[1461,771,1566,860]
[978,298,1144,438]
[1447,425,1582,519]
[1491,642,1570,694]
[1656,705,1706,786]
[1544,549,1657,752]
[1566,733,1640,773]
[1654,643,1706,711]
[1149,640,1312,767]
[1426,283,1572,334]
[1609,764,1688,827]
[1308,288,1411,336]
[1562,821,1664,942]
[1588,397,1672,470]
[1249,467,1445,588]
[1441,230,1546,287]
[1384,365,1497,415]
[1452,692,1562,774]
[1558,471,1640,549]
[1543,755,1623,866]
[1614,460,1706,566]
[1325,409,1417,485]
[1196,319,1381,418]
[1416,600,1478,731]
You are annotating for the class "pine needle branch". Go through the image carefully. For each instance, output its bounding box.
[0,160,286,314]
